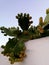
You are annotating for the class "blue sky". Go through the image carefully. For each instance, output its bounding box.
[0,0,49,46]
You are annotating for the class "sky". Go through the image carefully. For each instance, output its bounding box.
[0,0,49,46]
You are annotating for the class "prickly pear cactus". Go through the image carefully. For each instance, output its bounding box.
[39,17,44,27]
[44,8,49,24]
[0,11,49,64]
[0,13,33,64]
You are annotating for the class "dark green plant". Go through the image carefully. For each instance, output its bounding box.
[16,13,33,30]
[0,11,49,64]
[0,13,33,64]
